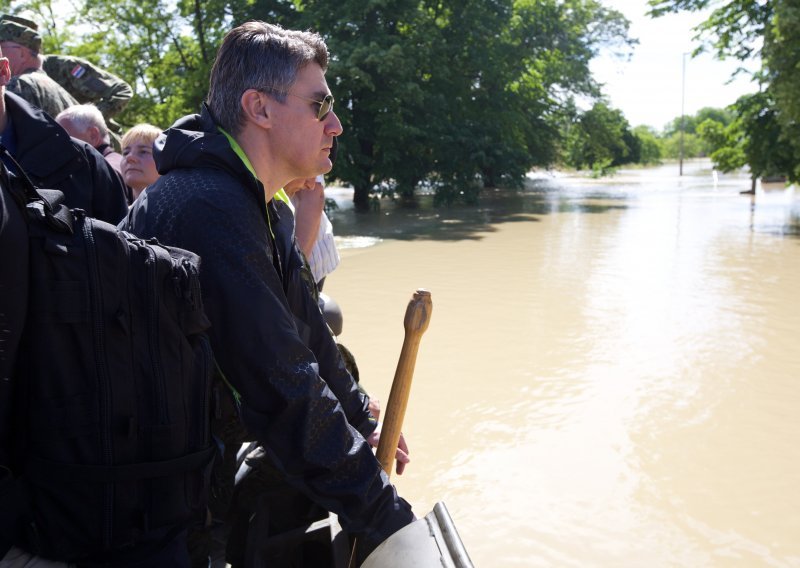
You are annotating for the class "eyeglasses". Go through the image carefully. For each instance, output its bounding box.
[260,87,334,121]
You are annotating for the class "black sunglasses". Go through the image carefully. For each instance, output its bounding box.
[261,87,334,121]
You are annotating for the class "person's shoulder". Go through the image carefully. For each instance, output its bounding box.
[4,91,77,154]
[43,54,87,76]
[66,134,100,157]
[69,136,124,182]
[132,169,260,239]
[165,167,251,201]
[44,54,123,83]
[7,69,36,88]
[17,68,52,82]
[17,69,73,95]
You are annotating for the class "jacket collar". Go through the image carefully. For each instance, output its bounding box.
[157,105,272,219]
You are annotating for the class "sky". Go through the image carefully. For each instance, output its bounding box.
[590,0,760,131]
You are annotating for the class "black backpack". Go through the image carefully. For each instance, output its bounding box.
[3,148,215,565]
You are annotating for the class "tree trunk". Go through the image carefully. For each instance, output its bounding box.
[353,185,371,211]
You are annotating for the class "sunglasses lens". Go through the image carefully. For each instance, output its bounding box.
[318,96,333,120]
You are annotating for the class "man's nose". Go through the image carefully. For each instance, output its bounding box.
[325,111,343,137]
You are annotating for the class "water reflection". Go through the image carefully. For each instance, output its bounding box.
[328,160,800,248]
[324,160,800,567]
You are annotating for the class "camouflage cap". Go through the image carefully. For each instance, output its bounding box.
[0,14,41,52]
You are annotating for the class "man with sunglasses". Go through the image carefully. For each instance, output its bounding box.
[123,21,414,566]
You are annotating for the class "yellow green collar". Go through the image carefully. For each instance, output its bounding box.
[217,126,290,205]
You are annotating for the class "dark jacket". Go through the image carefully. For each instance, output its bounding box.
[0,165,27,559]
[123,107,414,554]
[2,92,128,225]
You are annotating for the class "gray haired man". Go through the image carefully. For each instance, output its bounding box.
[56,104,123,174]
[124,21,414,566]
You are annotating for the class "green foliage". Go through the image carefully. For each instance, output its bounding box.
[589,158,616,178]
[659,131,703,160]
[648,0,772,63]
[762,0,800,181]
[649,0,800,183]
[662,106,735,136]
[632,125,662,164]
[696,118,728,150]
[733,91,794,179]
[299,0,634,207]
[1,0,76,52]
[562,101,639,171]
[694,92,794,178]
[4,0,230,129]
[697,115,746,172]
[2,0,634,205]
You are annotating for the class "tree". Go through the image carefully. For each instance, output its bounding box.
[697,115,746,172]
[761,0,800,180]
[633,125,662,164]
[662,106,734,137]
[696,92,794,184]
[648,0,800,183]
[648,0,772,62]
[4,0,635,206]
[660,106,733,157]
[5,0,229,129]
[301,0,634,207]
[563,101,639,172]
[660,130,703,160]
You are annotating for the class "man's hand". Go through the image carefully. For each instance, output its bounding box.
[368,397,381,421]
[367,425,410,475]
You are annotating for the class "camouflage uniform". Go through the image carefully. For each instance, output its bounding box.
[43,54,133,120]
[0,16,78,118]
[7,69,77,118]
[0,15,132,121]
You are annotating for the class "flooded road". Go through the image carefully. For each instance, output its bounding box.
[324,160,800,567]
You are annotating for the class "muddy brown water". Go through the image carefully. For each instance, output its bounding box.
[324,160,800,567]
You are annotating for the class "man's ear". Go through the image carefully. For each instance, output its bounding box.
[88,126,103,147]
[240,89,272,129]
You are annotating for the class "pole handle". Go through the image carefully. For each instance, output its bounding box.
[375,289,432,477]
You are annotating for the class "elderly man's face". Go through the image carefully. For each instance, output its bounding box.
[56,116,101,148]
[268,63,342,181]
[0,42,32,75]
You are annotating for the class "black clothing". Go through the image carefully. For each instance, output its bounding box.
[0,167,26,559]
[1,92,128,224]
[124,108,414,556]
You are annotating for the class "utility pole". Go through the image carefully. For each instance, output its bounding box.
[679,52,687,176]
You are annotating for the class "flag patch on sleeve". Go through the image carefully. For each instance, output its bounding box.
[70,65,86,78]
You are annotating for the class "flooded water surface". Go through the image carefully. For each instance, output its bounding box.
[324,161,800,567]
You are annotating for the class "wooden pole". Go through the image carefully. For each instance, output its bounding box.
[349,290,433,567]
[375,289,432,477]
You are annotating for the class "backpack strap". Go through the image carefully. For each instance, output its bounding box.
[0,144,74,234]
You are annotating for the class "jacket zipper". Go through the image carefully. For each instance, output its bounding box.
[266,206,284,283]
[145,246,169,424]
[186,258,212,447]
[81,214,114,548]
[199,335,212,447]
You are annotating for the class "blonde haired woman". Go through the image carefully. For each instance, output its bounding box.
[121,123,162,202]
